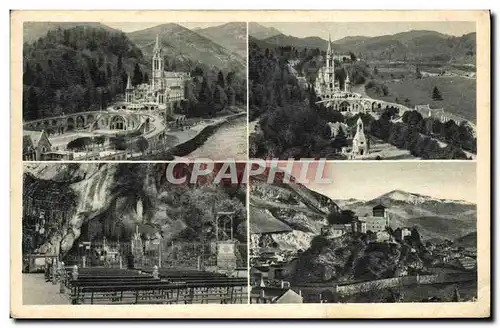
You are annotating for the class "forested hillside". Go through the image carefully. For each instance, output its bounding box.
[23,26,148,120]
[23,24,247,121]
[248,40,354,159]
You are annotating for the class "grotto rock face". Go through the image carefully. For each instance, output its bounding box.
[32,163,121,255]
[23,163,247,257]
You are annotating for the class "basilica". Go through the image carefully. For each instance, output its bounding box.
[125,35,188,110]
[313,35,374,115]
[314,35,352,99]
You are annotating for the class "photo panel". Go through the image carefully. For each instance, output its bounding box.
[21,162,249,305]
[249,161,478,303]
[22,21,248,161]
[11,10,490,319]
[249,22,477,160]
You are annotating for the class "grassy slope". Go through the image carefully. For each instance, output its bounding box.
[365,76,476,122]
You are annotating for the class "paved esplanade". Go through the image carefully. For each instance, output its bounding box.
[22,274,69,305]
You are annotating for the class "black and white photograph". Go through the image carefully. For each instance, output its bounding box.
[22,22,247,161]
[249,162,477,303]
[10,10,490,319]
[249,22,477,160]
[22,162,248,304]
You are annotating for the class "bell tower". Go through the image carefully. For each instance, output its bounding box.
[152,34,164,90]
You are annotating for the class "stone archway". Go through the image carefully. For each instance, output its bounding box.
[339,101,350,112]
[110,115,126,130]
[66,117,75,131]
[76,115,85,128]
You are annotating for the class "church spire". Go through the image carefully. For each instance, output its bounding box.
[154,34,160,51]
[327,33,332,54]
[126,74,133,90]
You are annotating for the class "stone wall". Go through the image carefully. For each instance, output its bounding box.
[335,272,476,296]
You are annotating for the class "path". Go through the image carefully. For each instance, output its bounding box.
[22,274,69,305]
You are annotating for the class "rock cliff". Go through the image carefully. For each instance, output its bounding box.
[23,163,247,257]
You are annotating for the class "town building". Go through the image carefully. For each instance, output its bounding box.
[414,104,447,123]
[250,287,303,304]
[457,257,477,271]
[395,227,412,241]
[23,130,52,161]
[362,204,391,233]
[375,231,392,242]
[322,217,367,237]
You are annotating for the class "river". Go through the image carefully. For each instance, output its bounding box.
[185,116,248,161]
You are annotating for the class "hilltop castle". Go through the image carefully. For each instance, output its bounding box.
[125,34,189,110]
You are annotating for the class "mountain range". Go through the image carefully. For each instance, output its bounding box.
[337,189,477,242]
[126,23,245,72]
[249,23,476,64]
[250,177,476,251]
[23,22,246,72]
[194,22,247,58]
[248,22,282,40]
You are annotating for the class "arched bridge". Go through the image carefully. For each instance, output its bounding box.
[24,110,153,133]
[316,93,408,115]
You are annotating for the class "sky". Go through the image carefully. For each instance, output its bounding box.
[257,21,476,41]
[104,22,227,32]
[292,162,477,203]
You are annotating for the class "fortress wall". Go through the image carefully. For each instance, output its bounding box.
[334,272,475,296]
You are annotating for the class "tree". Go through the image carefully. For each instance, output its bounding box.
[349,52,357,61]
[23,63,35,85]
[132,63,143,86]
[327,210,355,225]
[451,288,461,302]
[93,135,106,149]
[117,53,123,72]
[109,135,128,150]
[432,86,443,101]
[134,136,149,155]
[216,71,225,88]
[198,76,214,116]
[373,66,379,75]
[67,137,92,151]
[415,65,422,79]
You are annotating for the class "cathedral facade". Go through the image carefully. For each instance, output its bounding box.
[125,35,188,109]
[313,36,376,115]
[314,35,352,99]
